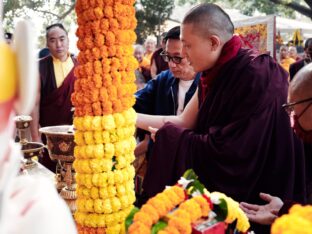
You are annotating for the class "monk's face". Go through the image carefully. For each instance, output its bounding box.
[181,23,220,72]
[289,91,312,131]
[46,26,69,62]
[304,43,312,63]
[164,38,194,79]
[134,48,144,63]
[279,46,288,59]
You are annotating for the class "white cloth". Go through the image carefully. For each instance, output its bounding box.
[0,141,77,234]
[177,79,194,115]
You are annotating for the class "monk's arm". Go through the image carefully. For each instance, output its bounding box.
[136,89,199,130]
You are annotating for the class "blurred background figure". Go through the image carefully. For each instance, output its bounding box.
[150,32,169,79]
[134,44,151,82]
[143,35,156,63]
[4,32,13,44]
[279,45,295,74]
[289,46,301,61]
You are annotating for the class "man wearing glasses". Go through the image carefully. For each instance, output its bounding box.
[134,26,200,198]
[240,63,312,225]
[137,4,306,233]
[30,23,77,171]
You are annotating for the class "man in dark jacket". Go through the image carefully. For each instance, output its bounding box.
[134,26,200,160]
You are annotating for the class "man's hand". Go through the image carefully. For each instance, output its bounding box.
[148,126,158,142]
[239,193,284,225]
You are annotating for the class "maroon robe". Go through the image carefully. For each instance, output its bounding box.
[151,48,169,75]
[143,49,306,233]
[38,55,77,171]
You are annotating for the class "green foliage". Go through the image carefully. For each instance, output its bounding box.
[151,220,168,234]
[125,207,139,231]
[213,198,228,222]
[135,0,174,44]
[177,0,312,19]
[3,0,76,34]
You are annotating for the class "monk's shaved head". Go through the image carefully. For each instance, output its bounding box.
[182,3,234,43]
[290,63,312,100]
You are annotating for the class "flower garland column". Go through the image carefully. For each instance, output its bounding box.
[72,0,138,233]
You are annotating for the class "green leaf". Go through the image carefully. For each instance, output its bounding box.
[213,198,228,222]
[151,220,168,234]
[125,207,139,231]
[183,169,198,181]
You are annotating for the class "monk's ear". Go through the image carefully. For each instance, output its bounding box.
[209,35,221,51]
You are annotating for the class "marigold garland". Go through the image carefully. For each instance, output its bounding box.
[271,205,312,234]
[73,0,138,233]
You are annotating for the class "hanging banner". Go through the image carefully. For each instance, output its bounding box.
[233,15,276,59]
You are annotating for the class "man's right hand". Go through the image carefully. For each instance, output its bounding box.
[239,193,284,225]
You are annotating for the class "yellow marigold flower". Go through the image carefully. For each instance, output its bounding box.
[99,187,109,199]
[120,195,130,209]
[107,171,115,185]
[94,199,104,213]
[74,211,87,226]
[90,186,99,199]
[115,156,127,169]
[86,144,94,158]
[107,185,117,197]
[236,209,250,232]
[93,131,103,144]
[74,131,85,145]
[102,115,116,130]
[74,117,84,130]
[105,213,118,226]
[83,131,94,145]
[83,116,93,130]
[104,143,115,159]
[91,116,102,130]
[98,173,108,187]
[110,131,119,143]
[93,144,104,158]
[116,184,126,196]
[103,198,113,214]
[86,199,94,212]
[111,197,122,212]
[76,198,85,212]
[102,131,110,144]
[106,223,122,234]
[114,170,124,184]
[85,174,93,188]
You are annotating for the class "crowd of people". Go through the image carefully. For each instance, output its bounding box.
[1,2,312,233]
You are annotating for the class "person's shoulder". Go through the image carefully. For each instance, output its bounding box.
[156,69,174,80]
[39,55,52,64]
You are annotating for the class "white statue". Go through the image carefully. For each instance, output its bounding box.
[0,2,77,233]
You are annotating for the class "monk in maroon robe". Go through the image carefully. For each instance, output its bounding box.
[137,4,306,233]
[31,23,77,171]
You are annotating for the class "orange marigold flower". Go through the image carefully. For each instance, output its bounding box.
[77,39,86,51]
[147,197,167,217]
[77,53,86,64]
[93,60,102,74]
[102,59,111,73]
[115,46,124,58]
[84,62,94,76]
[122,0,136,5]
[109,18,119,31]
[100,18,109,33]
[99,87,109,102]
[128,222,150,234]
[99,46,108,59]
[107,86,117,100]
[107,46,116,58]
[90,89,100,102]
[105,31,116,47]
[94,0,104,8]
[194,196,210,217]
[77,17,86,26]
[92,102,102,116]
[168,216,192,234]
[76,26,85,38]
[102,101,113,115]
[104,6,114,18]
[95,34,105,48]
[130,18,137,30]
[84,36,94,50]
[94,7,103,20]
[113,99,123,113]
[90,20,100,33]
[84,49,93,62]
[91,47,100,61]
[124,45,134,56]
[104,0,114,6]
[93,74,102,88]
[133,212,153,227]
[111,71,122,85]
[103,74,112,87]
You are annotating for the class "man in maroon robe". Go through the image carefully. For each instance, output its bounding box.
[31,23,77,171]
[137,4,306,233]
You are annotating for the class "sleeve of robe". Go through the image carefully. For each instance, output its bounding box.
[143,52,306,207]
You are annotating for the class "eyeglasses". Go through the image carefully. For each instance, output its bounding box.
[282,97,312,117]
[160,51,184,64]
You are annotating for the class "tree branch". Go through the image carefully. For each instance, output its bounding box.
[57,3,75,20]
[35,9,60,18]
[270,0,312,19]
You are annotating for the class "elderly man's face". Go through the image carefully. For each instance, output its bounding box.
[134,48,144,63]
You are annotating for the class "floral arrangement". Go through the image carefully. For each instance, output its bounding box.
[126,170,250,234]
[72,0,138,233]
[271,204,312,233]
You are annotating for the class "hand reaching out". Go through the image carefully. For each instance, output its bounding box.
[148,126,158,142]
[239,193,284,225]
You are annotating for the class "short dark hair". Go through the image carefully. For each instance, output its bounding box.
[305,38,312,49]
[46,23,67,39]
[164,26,180,42]
[183,3,234,42]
